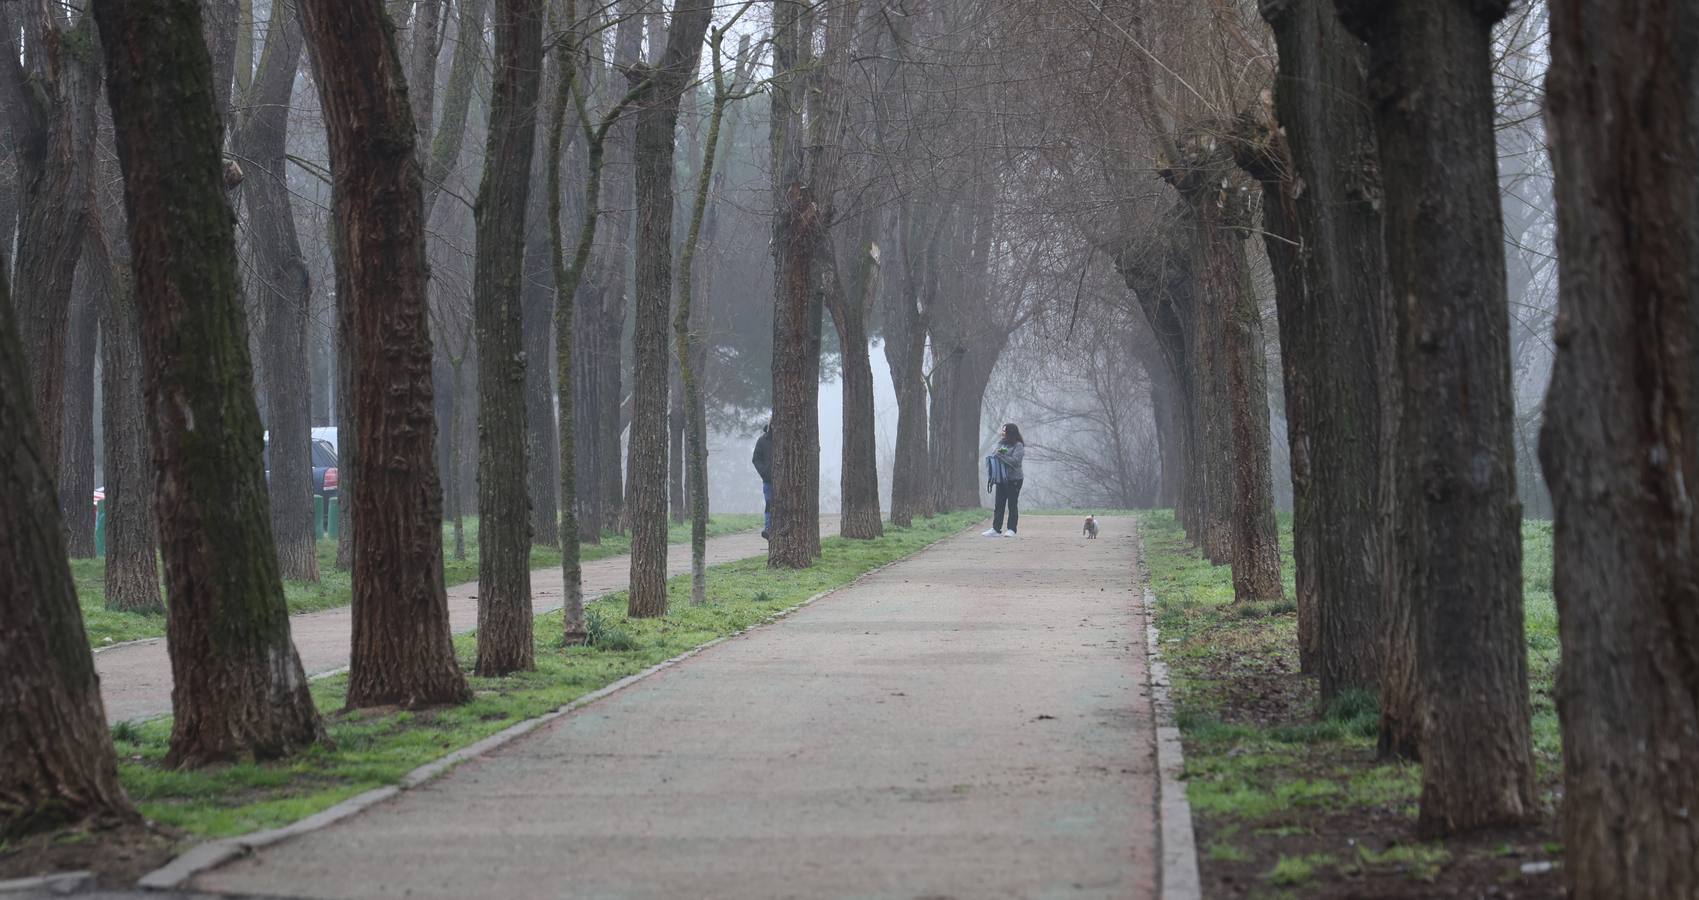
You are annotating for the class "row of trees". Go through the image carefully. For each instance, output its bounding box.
[4,0,1062,840]
[1046,0,1695,890]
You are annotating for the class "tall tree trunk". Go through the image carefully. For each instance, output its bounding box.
[237,0,319,583]
[97,0,324,766]
[766,0,824,568]
[1238,0,1389,701]
[593,2,645,538]
[626,0,713,617]
[472,0,542,673]
[522,142,560,549]
[1336,0,1534,836]
[825,234,884,539]
[882,202,934,526]
[673,18,748,607]
[421,0,487,222]
[58,250,100,558]
[1540,1,1699,894]
[1162,139,1282,603]
[0,244,136,839]
[7,13,99,477]
[95,230,162,615]
[301,0,471,709]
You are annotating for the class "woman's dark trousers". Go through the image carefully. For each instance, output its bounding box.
[993,479,1023,533]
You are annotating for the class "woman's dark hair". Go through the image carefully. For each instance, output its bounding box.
[1001,423,1024,446]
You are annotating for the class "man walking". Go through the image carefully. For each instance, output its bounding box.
[752,421,773,540]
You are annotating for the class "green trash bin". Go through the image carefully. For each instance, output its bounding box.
[94,499,106,557]
[327,497,340,540]
[314,495,326,539]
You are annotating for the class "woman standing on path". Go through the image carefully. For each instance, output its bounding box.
[983,423,1026,538]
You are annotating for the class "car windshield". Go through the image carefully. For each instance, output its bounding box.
[311,440,338,468]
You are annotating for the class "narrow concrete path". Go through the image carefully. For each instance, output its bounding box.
[97,521,836,724]
[192,516,1158,900]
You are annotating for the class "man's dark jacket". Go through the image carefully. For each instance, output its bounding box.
[752,428,773,482]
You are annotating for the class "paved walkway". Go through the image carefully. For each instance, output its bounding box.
[191,516,1158,900]
[96,522,836,724]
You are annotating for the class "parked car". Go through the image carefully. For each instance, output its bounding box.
[262,435,340,500]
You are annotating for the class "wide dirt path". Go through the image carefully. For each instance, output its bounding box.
[96,522,835,724]
[192,515,1158,899]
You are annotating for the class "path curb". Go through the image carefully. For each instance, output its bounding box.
[137,521,977,892]
[1139,534,1203,900]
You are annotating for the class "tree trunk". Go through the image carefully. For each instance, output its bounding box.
[1239,0,1390,701]
[626,0,713,617]
[1162,136,1282,603]
[97,0,324,766]
[96,245,163,616]
[301,0,471,709]
[766,0,824,568]
[58,252,100,559]
[522,298,561,549]
[825,235,884,539]
[9,14,99,478]
[593,2,645,539]
[237,0,319,583]
[421,0,487,223]
[0,246,136,839]
[472,0,542,673]
[522,111,560,550]
[1540,1,1699,893]
[1336,0,1534,836]
[882,202,934,527]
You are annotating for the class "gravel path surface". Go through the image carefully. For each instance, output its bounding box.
[191,515,1157,899]
[95,523,835,724]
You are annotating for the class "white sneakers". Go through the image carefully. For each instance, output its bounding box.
[1004,530,1018,539]
[982,528,1002,537]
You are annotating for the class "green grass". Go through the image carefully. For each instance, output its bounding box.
[112,511,980,839]
[76,514,762,649]
[1141,508,1562,885]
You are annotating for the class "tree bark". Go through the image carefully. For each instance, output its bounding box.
[97,0,324,766]
[1160,139,1282,601]
[57,249,100,558]
[522,128,560,550]
[1236,0,1389,698]
[7,12,99,477]
[0,246,136,839]
[625,0,713,617]
[236,0,319,583]
[421,0,487,222]
[882,200,935,527]
[766,0,826,568]
[95,231,162,616]
[472,0,542,673]
[825,233,884,539]
[592,2,645,538]
[301,0,471,709]
[1540,0,1699,893]
[1336,0,1535,835]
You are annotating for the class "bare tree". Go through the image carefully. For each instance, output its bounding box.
[473,0,543,674]
[1540,0,1699,892]
[235,0,320,583]
[0,241,136,838]
[301,0,471,709]
[626,0,713,615]
[98,0,325,766]
[1335,0,1535,835]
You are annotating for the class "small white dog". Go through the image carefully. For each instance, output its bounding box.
[1083,515,1099,539]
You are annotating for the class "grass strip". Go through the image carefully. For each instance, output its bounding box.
[111,511,981,840]
[1140,509,1562,895]
[78,514,763,648]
